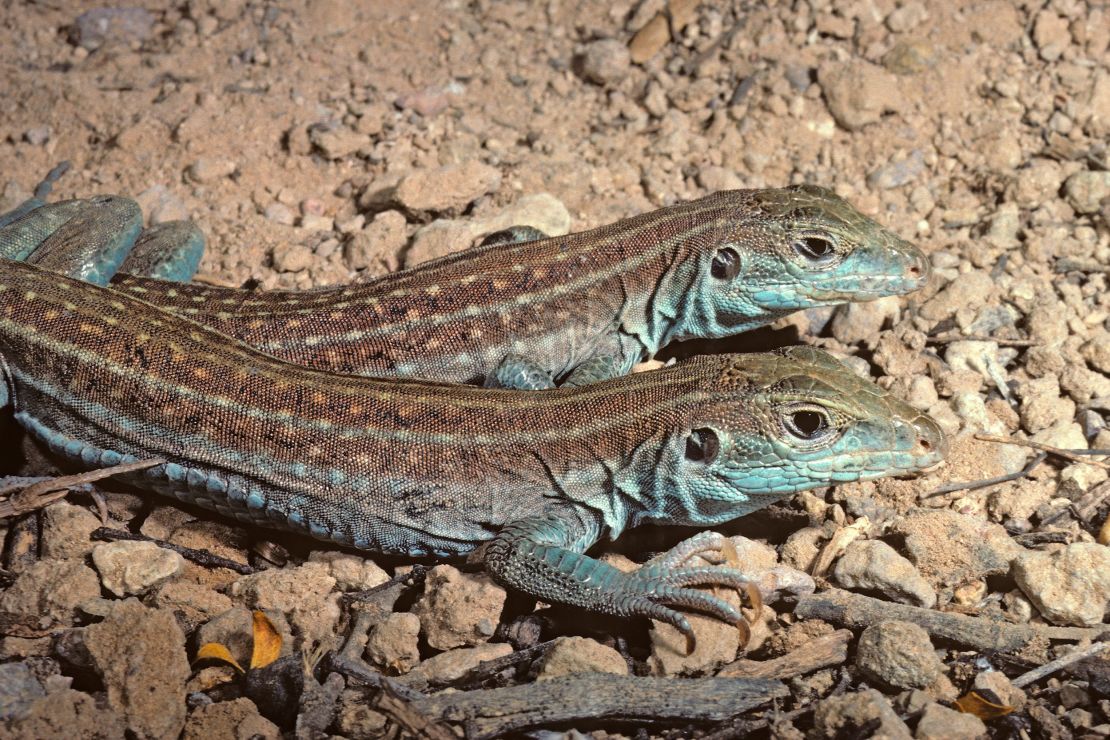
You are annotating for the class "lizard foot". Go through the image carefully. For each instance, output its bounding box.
[645,531,764,651]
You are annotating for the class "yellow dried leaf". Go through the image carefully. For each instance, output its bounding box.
[954,690,1014,720]
[195,642,244,673]
[250,610,282,669]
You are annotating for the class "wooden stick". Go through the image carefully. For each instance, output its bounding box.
[795,589,1103,653]
[718,629,851,679]
[412,674,787,739]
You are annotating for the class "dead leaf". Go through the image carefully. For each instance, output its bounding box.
[195,642,245,673]
[250,610,282,669]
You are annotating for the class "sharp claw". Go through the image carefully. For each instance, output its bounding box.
[736,617,751,649]
[721,537,740,568]
[745,582,763,620]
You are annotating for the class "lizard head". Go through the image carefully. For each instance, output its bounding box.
[676,184,928,337]
[640,346,945,527]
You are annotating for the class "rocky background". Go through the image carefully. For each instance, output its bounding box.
[1,1,1109,737]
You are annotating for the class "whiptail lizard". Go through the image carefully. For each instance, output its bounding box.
[2,182,929,388]
[0,257,945,638]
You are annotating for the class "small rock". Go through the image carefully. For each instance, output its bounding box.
[0,662,45,721]
[1064,171,1110,214]
[885,2,927,32]
[135,185,190,224]
[183,697,280,740]
[4,688,124,738]
[366,613,421,674]
[1033,9,1071,61]
[817,59,906,131]
[23,126,51,146]
[40,501,100,560]
[150,582,234,632]
[867,150,925,189]
[307,551,390,591]
[272,243,314,272]
[394,161,501,216]
[309,125,369,160]
[579,39,631,86]
[813,688,913,739]
[855,620,943,690]
[536,636,628,680]
[834,540,937,608]
[229,562,341,646]
[84,599,190,739]
[481,192,571,238]
[72,7,154,50]
[830,296,902,345]
[411,565,506,650]
[298,213,334,232]
[263,202,296,226]
[918,270,995,321]
[91,540,184,597]
[650,590,747,675]
[186,157,237,183]
[405,219,473,267]
[1013,542,1110,626]
[334,689,389,737]
[0,559,100,626]
[404,642,513,685]
[345,210,407,272]
[395,86,450,117]
[915,702,987,739]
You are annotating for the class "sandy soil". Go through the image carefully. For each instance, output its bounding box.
[1,1,1108,737]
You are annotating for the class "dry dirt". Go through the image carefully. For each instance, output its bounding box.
[1,1,1109,738]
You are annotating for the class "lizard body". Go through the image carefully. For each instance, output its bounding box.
[0,258,944,635]
[3,185,928,387]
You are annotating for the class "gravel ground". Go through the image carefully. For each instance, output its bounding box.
[0,1,1108,737]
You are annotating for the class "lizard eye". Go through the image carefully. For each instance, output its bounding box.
[711,247,741,280]
[782,406,834,443]
[685,428,720,464]
[793,236,836,263]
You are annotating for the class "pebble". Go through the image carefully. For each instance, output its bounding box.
[817,59,906,131]
[579,39,631,86]
[345,210,407,272]
[0,559,101,625]
[229,561,341,645]
[308,125,369,160]
[813,689,913,738]
[833,539,937,608]
[40,501,100,560]
[264,202,296,226]
[866,149,924,189]
[23,126,51,146]
[186,157,238,183]
[855,620,942,690]
[183,697,281,740]
[84,599,190,739]
[1013,542,1110,627]
[91,540,185,597]
[411,565,506,650]
[272,243,314,273]
[536,636,628,680]
[366,612,421,674]
[403,642,513,685]
[0,662,45,722]
[915,702,987,739]
[394,161,501,216]
[1064,171,1110,214]
[72,7,154,50]
[298,213,334,232]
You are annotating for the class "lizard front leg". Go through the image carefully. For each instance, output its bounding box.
[484,506,755,648]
